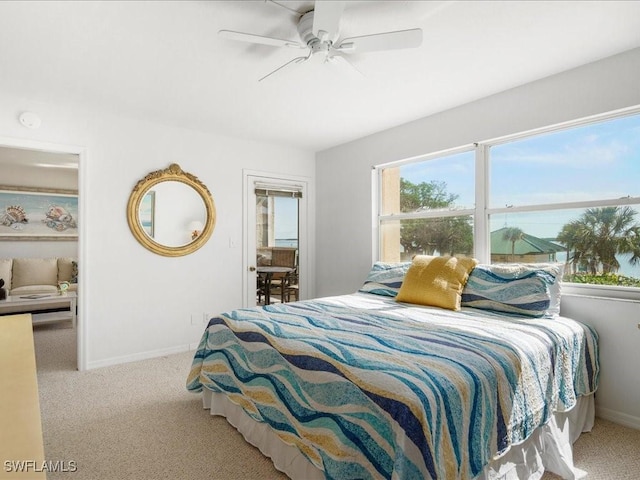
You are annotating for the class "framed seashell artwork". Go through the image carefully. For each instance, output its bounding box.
[0,186,78,240]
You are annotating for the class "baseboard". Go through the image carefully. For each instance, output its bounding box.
[596,406,640,430]
[86,344,194,370]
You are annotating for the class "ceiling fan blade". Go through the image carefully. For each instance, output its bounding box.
[328,53,364,78]
[219,30,304,49]
[336,28,423,54]
[312,1,345,42]
[265,0,305,17]
[259,55,308,82]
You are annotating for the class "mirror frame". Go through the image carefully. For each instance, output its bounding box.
[127,163,216,257]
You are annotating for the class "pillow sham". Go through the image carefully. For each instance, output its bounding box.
[359,261,411,297]
[461,263,563,317]
[530,263,564,317]
[395,255,478,311]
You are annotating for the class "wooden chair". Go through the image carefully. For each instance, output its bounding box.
[283,269,299,302]
[256,251,271,305]
[269,248,297,303]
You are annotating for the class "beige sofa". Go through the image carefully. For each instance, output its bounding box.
[0,257,78,296]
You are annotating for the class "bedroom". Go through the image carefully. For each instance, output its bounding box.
[1,1,639,479]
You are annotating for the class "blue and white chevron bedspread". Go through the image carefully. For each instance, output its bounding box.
[187,293,599,480]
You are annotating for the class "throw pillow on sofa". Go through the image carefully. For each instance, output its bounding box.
[0,259,12,291]
[12,258,58,289]
[57,258,78,284]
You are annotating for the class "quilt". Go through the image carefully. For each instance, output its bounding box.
[187,293,599,480]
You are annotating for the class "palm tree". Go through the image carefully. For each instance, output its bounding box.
[556,219,603,274]
[558,206,640,275]
[502,227,524,262]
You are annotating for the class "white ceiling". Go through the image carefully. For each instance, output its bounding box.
[1,1,639,153]
[0,145,78,169]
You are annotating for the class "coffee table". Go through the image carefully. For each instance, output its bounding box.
[0,292,77,327]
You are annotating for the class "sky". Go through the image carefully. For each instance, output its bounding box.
[274,196,299,240]
[400,112,640,239]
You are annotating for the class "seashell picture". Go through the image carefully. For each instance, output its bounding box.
[0,188,78,239]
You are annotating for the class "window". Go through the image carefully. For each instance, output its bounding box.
[378,109,640,290]
[379,149,475,262]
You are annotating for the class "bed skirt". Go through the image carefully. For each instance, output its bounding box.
[201,388,594,480]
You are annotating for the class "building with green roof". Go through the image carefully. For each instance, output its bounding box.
[491,227,565,263]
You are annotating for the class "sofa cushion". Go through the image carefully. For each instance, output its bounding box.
[12,258,58,289]
[0,259,12,291]
[11,285,59,296]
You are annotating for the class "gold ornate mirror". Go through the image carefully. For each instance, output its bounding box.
[127,163,216,257]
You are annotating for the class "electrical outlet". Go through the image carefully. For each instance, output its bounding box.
[202,313,210,324]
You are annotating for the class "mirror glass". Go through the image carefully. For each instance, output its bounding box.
[127,164,215,256]
[139,181,207,247]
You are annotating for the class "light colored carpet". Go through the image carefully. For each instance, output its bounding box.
[33,323,640,480]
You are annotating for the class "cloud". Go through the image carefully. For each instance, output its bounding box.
[494,139,630,168]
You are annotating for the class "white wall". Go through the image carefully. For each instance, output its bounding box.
[561,295,640,429]
[316,47,640,427]
[0,241,77,259]
[0,91,315,369]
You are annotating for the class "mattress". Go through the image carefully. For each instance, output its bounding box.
[187,293,599,479]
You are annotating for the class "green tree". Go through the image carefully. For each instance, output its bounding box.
[557,221,585,274]
[399,179,472,258]
[557,206,640,275]
[431,216,474,256]
[400,179,456,212]
[502,227,524,262]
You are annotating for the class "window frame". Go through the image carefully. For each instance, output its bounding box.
[375,105,640,302]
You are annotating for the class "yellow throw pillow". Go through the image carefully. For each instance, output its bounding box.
[396,255,478,310]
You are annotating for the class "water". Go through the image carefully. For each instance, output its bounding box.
[555,252,640,278]
[275,238,298,248]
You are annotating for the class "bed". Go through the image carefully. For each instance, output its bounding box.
[187,258,599,480]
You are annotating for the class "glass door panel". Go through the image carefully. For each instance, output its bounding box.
[255,191,299,305]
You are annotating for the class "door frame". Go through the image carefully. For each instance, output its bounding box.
[0,135,87,371]
[243,169,310,308]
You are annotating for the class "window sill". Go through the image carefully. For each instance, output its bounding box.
[562,283,640,303]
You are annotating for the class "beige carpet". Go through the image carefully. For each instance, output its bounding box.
[33,323,640,480]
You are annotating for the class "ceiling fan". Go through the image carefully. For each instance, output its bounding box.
[219,0,423,81]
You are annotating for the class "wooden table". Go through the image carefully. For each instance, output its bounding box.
[257,266,294,305]
[0,292,77,328]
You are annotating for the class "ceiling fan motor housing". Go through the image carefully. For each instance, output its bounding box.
[297,11,337,49]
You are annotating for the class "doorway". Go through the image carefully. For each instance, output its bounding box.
[0,137,84,370]
[244,171,309,308]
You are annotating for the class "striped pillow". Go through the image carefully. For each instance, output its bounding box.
[461,264,559,317]
[359,262,411,297]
